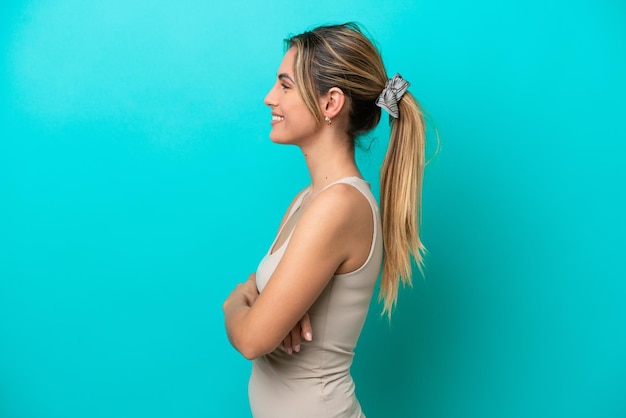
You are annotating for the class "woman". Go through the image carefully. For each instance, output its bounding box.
[223,23,426,417]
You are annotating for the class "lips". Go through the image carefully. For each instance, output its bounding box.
[270,113,284,126]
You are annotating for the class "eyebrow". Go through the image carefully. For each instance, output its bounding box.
[278,73,295,84]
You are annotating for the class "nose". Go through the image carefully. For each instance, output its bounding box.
[264,84,278,108]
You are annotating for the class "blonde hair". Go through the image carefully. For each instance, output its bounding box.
[288,23,427,318]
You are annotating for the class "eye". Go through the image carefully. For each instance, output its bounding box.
[281,83,290,90]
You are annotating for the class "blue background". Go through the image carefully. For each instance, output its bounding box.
[1,1,625,417]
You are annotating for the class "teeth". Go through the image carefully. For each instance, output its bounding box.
[272,115,284,121]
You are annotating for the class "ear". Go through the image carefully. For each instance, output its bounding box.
[319,87,346,120]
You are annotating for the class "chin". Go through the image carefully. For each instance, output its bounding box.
[269,133,295,145]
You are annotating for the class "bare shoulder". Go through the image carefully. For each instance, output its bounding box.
[314,182,370,214]
[271,182,372,284]
[296,182,372,240]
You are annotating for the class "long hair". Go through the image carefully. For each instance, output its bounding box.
[287,23,427,318]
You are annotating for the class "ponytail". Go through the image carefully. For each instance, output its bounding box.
[379,91,426,319]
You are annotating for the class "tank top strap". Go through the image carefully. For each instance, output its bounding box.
[320,176,377,210]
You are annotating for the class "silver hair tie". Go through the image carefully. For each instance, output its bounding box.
[375,73,409,119]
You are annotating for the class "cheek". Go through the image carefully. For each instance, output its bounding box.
[292,105,316,126]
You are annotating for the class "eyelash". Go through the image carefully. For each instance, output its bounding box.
[281,83,290,90]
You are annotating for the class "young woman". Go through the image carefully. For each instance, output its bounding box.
[223,23,427,418]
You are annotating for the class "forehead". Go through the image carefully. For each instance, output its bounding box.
[277,47,297,74]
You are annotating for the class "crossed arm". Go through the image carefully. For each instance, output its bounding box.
[223,274,313,355]
[223,185,365,360]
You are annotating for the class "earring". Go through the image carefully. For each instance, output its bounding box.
[324,116,332,125]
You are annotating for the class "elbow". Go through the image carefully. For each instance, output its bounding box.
[224,307,277,360]
[231,331,274,360]
[239,345,262,361]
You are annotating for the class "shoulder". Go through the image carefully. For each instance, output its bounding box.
[314,182,368,211]
[297,182,371,237]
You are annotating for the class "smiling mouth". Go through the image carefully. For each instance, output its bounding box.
[272,115,284,122]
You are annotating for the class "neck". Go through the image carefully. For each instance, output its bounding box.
[299,131,361,194]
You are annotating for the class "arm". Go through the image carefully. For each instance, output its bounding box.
[223,273,260,357]
[224,286,312,356]
[223,185,363,359]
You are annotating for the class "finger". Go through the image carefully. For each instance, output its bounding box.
[300,313,313,341]
[291,327,301,353]
[283,333,292,355]
[247,272,256,282]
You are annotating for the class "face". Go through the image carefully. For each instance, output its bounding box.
[264,48,319,145]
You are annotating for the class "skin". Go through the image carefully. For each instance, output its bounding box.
[223,47,374,360]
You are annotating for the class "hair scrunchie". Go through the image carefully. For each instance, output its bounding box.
[375,74,410,119]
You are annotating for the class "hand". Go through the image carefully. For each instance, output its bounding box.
[224,273,259,311]
[279,312,313,354]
